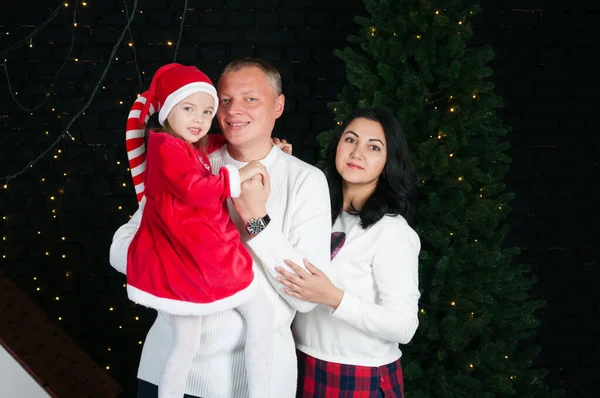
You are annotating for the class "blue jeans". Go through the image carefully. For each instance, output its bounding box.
[137,379,202,398]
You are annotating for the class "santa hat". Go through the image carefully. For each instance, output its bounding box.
[139,63,218,126]
[126,63,218,203]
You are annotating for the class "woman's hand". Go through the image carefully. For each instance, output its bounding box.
[276,259,344,310]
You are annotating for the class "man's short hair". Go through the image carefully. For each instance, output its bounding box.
[221,57,282,96]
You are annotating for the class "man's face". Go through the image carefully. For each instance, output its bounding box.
[216,66,285,149]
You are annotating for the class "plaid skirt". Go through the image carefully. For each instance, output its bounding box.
[296,350,405,398]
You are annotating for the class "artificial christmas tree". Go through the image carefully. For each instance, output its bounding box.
[319,1,561,396]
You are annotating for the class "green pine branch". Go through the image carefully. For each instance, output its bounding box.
[319,0,562,396]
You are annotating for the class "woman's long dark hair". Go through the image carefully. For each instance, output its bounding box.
[324,107,416,229]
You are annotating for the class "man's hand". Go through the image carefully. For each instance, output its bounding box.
[232,171,271,224]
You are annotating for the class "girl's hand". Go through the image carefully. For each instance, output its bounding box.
[276,259,344,310]
[239,161,267,182]
[271,137,292,155]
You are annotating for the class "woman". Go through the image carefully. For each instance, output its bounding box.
[276,108,421,397]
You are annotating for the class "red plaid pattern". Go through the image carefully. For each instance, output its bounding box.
[296,350,405,398]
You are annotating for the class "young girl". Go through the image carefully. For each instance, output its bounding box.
[276,108,420,397]
[125,63,274,398]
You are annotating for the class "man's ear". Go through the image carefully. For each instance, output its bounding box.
[275,94,285,119]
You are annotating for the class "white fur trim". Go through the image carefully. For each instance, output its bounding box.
[127,277,258,316]
[224,165,241,198]
[158,82,218,125]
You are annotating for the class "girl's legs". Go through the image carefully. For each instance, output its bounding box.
[237,290,275,398]
[158,315,203,398]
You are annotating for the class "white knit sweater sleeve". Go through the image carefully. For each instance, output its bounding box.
[247,168,332,313]
[332,218,421,344]
[109,199,144,275]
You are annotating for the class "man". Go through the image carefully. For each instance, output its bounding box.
[109,58,331,398]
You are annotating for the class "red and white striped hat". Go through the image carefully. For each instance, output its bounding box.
[125,63,218,203]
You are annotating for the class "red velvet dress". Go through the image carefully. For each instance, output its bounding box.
[126,132,257,315]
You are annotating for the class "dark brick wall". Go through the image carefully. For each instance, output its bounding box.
[466,1,599,397]
[0,0,596,397]
[0,1,364,395]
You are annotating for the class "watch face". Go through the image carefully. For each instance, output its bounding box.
[247,220,260,235]
[246,217,267,235]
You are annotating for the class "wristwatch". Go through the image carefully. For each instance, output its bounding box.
[245,214,271,236]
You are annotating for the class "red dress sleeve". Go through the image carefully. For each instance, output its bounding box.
[206,134,228,153]
[148,133,237,207]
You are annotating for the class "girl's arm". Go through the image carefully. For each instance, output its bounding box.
[150,134,241,206]
[206,134,228,153]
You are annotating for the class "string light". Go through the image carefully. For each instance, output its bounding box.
[1,0,140,186]
[1,0,191,366]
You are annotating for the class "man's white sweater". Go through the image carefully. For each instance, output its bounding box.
[109,145,331,398]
